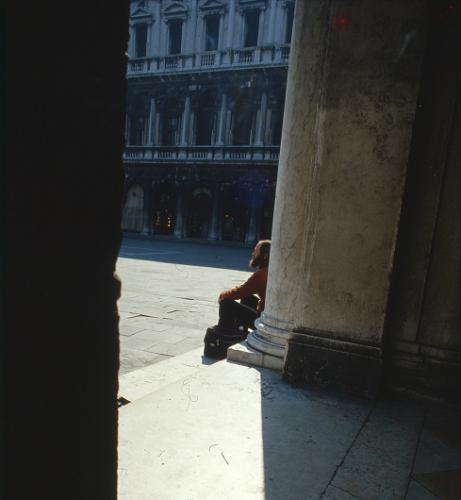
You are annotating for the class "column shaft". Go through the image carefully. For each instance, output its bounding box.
[226,0,236,47]
[216,93,227,145]
[180,95,191,146]
[247,0,428,397]
[174,184,184,238]
[208,186,220,241]
[255,92,268,145]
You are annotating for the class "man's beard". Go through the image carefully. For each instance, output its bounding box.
[250,255,261,268]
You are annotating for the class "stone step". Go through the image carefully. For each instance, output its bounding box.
[227,340,284,371]
[118,354,374,500]
[118,347,216,403]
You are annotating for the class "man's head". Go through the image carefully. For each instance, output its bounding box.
[250,240,271,268]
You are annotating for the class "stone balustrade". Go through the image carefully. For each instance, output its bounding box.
[123,145,280,163]
[127,46,289,76]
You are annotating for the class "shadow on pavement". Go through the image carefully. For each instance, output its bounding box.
[119,237,251,272]
[257,366,460,500]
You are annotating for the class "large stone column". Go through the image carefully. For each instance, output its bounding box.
[246,0,427,397]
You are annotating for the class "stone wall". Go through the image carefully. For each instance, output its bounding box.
[384,3,460,402]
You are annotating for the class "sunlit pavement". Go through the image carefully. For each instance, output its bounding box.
[116,236,251,375]
[117,238,460,500]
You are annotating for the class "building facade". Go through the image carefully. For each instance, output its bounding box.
[123,0,294,244]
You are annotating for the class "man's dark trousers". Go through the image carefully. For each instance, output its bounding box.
[218,295,259,330]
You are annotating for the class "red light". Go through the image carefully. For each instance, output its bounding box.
[333,15,352,30]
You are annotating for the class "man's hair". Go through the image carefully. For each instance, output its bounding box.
[258,240,271,266]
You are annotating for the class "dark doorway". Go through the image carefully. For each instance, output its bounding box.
[196,90,218,145]
[231,88,255,145]
[153,183,176,235]
[186,187,212,238]
[221,188,247,242]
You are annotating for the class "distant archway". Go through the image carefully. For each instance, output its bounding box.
[122,184,144,232]
[153,183,176,235]
[221,187,247,242]
[186,187,212,238]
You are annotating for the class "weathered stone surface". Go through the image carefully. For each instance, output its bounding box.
[266,0,426,342]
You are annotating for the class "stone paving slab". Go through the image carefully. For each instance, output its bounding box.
[116,239,250,375]
[118,350,372,500]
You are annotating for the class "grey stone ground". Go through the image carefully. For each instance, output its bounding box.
[117,237,251,375]
[117,237,460,499]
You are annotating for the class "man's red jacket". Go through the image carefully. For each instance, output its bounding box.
[219,266,268,313]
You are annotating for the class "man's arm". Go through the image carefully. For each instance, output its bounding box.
[218,272,259,302]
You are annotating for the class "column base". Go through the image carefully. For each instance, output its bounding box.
[247,313,288,360]
[227,341,283,371]
[283,332,382,399]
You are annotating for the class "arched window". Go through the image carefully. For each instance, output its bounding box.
[122,185,144,232]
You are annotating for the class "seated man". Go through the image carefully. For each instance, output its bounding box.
[218,240,271,331]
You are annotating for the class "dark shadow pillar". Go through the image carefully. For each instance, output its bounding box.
[4,2,129,499]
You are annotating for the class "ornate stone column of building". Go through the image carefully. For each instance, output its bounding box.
[267,0,277,45]
[208,185,221,241]
[255,91,267,146]
[180,94,191,146]
[147,97,157,146]
[244,205,258,246]
[226,0,236,48]
[174,182,185,239]
[256,8,265,47]
[216,93,227,146]
[246,0,428,397]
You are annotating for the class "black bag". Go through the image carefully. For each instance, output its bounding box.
[203,324,248,359]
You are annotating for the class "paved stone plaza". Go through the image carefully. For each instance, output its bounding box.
[117,237,460,500]
[117,237,251,375]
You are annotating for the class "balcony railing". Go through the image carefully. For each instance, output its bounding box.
[123,145,280,163]
[127,45,289,76]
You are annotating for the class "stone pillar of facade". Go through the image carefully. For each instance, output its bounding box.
[180,94,191,146]
[226,0,236,48]
[125,113,131,145]
[255,91,267,146]
[245,204,258,246]
[208,185,221,241]
[216,92,227,145]
[246,0,428,397]
[154,0,162,56]
[142,185,152,236]
[147,97,157,146]
[186,0,198,52]
[267,0,277,45]
[174,182,184,238]
[257,8,265,47]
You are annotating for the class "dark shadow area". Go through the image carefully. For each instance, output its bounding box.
[119,236,251,272]
[4,2,129,499]
[200,355,220,366]
[255,365,460,500]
